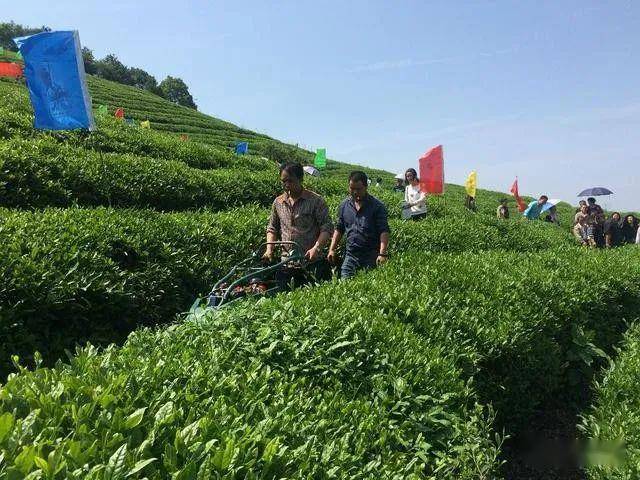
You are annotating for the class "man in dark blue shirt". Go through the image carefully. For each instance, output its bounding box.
[328,171,390,278]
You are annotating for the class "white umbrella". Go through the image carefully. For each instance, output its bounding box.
[303,165,320,177]
[541,198,561,213]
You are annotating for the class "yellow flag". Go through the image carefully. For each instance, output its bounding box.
[140,120,151,129]
[465,171,477,198]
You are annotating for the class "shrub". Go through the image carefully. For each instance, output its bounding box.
[580,321,640,480]
[0,281,500,479]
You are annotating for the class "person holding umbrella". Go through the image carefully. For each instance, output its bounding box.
[586,197,605,247]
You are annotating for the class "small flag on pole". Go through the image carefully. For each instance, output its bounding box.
[235,142,248,154]
[314,148,326,168]
[510,177,527,212]
[419,145,444,195]
[465,171,477,198]
[114,107,124,119]
[140,120,150,129]
[125,117,135,126]
[14,30,95,131]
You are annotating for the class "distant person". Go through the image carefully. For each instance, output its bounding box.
[621,214,639,244]
[497,199,510,219]
[604,212,624,248]
[264,162,333,289]
[524,196,548,220]
[464,195,477,212]
[328,171,390,278]
[587,197,605,247]
[403,168,427,220]
[393,176,405,193]
[575,200,587,213]
[375,177,383,187]
[573,204,590,245]
[544,205,559,225]
[637,224,640,245]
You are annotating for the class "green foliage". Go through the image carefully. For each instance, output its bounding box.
[159,76,197,110]
[0,206,268,377]
[580,322,640,480]
[0,138,281,211]
[0,276,500,479]
[0,21,49,50]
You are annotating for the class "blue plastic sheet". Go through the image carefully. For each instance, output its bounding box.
[235,142,248,155]
[14,31,95,131]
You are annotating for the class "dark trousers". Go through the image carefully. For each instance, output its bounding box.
[276,258,331,291]
[340,252,378,279]
[411,212,426,221]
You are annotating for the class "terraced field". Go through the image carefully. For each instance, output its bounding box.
[0,75,638,479]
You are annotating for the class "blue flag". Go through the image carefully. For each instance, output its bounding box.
[235,142,248,155]
[14,31,95,131]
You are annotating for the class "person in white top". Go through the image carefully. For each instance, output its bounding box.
[636,224,640,244]
[403,168,427,220]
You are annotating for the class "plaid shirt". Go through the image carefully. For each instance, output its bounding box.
[267,190,333,254]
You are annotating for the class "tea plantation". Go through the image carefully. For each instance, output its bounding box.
[0,76,639,479]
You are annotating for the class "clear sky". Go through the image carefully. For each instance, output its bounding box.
[12,1,640,210]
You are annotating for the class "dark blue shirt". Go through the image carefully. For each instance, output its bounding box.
[336,195,390,257]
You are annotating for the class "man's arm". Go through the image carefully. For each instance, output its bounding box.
[306,198,334,261]
[264,202,280,259]
[327,204,345,264]
[375,203,390,265]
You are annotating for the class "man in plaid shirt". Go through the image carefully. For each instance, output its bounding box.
[264,162,334,289]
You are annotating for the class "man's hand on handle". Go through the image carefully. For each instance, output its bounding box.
[305,246,320,262]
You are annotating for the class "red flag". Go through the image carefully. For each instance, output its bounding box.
[510,178,527,212]
[419,145,444,195]
[114,107,124,119]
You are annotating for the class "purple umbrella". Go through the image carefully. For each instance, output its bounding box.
[577,187,613,197]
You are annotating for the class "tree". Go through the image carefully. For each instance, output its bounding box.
[95,54,133,85]
[82,47,97,74]
[129,67,158,91]
[159,76,197,110]
[0,21,49,50]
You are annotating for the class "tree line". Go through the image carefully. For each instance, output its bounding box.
[0,21,197,110]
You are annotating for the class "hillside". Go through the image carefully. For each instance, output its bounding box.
[0,75,639,479]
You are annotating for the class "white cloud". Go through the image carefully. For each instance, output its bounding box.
[348,47,519,73]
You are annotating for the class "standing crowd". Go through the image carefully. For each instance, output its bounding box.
[501,193,640,248]
[572,198,639,248]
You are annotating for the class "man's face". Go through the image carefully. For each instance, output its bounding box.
[581,205,589,213]
[349,180,367,202]
[538,197,547,206]
[612,213,621,221]
[280,170,302,195]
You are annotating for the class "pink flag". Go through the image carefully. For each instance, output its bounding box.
[419,145,444,195]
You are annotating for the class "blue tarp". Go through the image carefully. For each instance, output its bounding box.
[235,142,248,155]
[14,31,95,131]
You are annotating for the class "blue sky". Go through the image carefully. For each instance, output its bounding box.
[13,1,640,210]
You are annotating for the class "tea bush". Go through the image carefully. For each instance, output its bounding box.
[580,321,640,480]
[0,288,500,479]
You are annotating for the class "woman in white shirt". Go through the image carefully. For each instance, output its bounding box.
[636,224,640,244]
[404,168,427,220]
